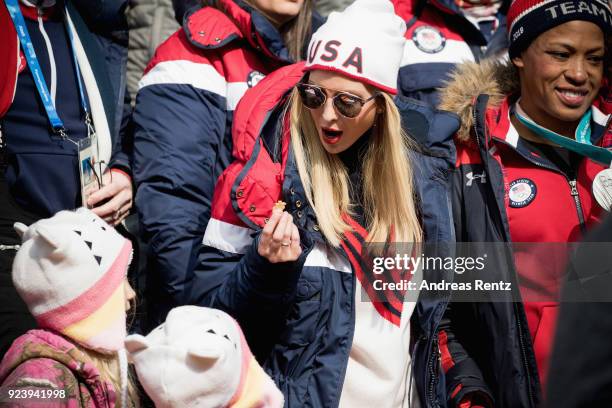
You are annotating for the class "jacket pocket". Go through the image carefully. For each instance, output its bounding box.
[279,267,323,347]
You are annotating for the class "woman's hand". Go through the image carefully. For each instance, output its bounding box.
[86,169,133,226]
[258,208,301,263]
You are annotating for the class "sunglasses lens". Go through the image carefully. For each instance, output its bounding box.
[334,93,363,118]
[298,84,325,109]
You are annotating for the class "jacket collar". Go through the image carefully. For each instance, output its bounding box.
[183,0,292,64]
[488,98,611,149]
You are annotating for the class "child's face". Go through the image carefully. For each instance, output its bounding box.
[124,279,136,311]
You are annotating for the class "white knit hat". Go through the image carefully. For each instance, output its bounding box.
[125,306,284,408]
[12,207,132,353]
[304,0,406,94]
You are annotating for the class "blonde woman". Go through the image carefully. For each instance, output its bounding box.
[193,0,458,406]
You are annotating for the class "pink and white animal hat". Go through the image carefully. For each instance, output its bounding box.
[12,207,132,353]
[125,306,284,408]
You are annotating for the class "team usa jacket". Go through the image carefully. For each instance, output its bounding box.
[182,62,461,407]
[132,0,321,329]
[429,61,611,407]
[392,0,510,106]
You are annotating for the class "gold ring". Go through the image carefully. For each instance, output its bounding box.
[281,242,290,247]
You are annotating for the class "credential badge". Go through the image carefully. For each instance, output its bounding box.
[509,178,537,208]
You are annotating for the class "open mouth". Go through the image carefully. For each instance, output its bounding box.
[322,128,343,145]
[555,88,589,108]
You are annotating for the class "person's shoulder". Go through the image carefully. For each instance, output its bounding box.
[142,6,245,79]
[182,6,242,50]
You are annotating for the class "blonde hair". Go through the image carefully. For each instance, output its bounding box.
[289,88,422,247]
[76,346,140,408]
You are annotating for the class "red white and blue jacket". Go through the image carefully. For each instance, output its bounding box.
[431,61,612,408]
[392,0,510,107]
[132,0,322,328]
[182,62,461,407]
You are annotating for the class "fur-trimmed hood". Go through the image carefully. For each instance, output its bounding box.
[438,59,519,144]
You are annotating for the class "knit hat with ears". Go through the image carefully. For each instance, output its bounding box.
[125,306,284,408]
[304,0,407,94]
[12,207,133,354]
[507,0,612,59]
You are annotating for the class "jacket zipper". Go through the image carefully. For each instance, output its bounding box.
[514,302,535,406]
[568,179,587,233]
[485,113,593,404]
[472,98,537,406]
[426,336,439,406]
[499,143,590,405]
[500,139,588,233]
[522,159,587,233]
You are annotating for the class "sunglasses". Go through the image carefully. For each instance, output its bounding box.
[296,83,379,118]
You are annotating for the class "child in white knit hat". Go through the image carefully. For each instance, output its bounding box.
[125,306,283,408]
[0,207,140,407]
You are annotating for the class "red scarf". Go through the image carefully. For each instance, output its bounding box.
[339,214,416,327]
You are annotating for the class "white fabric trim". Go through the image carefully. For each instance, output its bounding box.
[12,37,20,104]
[37,13,56,104]
[65,11,112,164]
[304,242,351,274]
[203,218,254,255]
[401,38,475,66]
[506,118,520,148]
[226,82,249,111]
[139,60,226,95]
[203,219,353,272]
[339,263,422,408]
[138,60,248,111]
[592,105,610,127]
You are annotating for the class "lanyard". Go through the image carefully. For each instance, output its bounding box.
[4,0,92,137]
[514,101,612,166]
